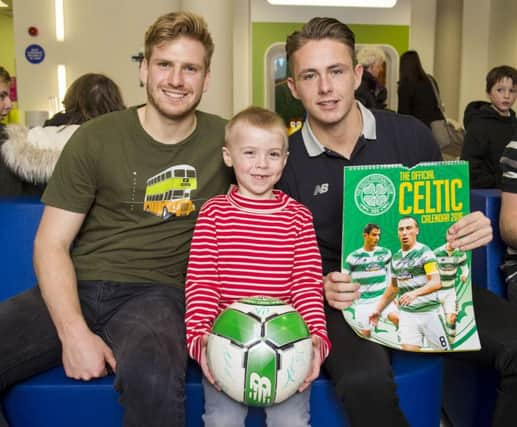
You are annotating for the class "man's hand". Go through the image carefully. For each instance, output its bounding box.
[61,327,116,381]
[369,310,381,326]
[399,290,417,306]
[323,272,360,310]
[299,335,322,392]
[447,211,492,251]
[199,334,220,390]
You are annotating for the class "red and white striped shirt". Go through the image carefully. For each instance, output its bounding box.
[185,186,330,364]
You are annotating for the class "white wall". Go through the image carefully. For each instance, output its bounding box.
[488,0,517,70]
[13,0,178,114]
[459,0,491,121]
[12,0,234,119]
[434,0,462,120]
[409,0,436,72]
[12,0,515,121]
[233,0,252,113]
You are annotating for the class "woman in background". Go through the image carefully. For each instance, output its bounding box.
[0,73,125,196]
[397,50,444,128]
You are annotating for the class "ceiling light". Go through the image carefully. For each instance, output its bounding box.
[0,1,9,8]
[267,0,397,7]
[55,0,64,41]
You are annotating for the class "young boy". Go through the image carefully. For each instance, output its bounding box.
[461,65,517,188]
[185,106,330,427]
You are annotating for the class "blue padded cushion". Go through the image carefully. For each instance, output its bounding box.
[0,198,443,427]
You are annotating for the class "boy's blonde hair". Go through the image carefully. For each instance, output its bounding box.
[144,11,214,69]
[225,106,288,151]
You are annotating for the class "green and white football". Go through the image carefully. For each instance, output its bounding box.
[207,296,313,407]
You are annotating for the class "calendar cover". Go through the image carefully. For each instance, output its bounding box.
[341,161,480,352]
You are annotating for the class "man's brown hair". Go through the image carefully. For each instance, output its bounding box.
[0,66,11,86]
[285,17,357,72]
[144,11,214,69]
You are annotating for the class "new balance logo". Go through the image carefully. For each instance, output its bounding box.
[313,183,329,195]
[249,372,272,404]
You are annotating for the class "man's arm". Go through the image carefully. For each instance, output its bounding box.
[399,270,441,306]
[500,191,517,249]
[369,277,398,325]
[34,206,116,380]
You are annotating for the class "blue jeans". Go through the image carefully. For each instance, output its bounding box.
[0,281,186,427]
[202,378,311,427]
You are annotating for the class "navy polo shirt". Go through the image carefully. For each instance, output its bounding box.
[277,102,442,275]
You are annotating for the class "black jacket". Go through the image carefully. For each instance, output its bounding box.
[460,101,517,189]
[355,70,387,110]
[397,77,444,127]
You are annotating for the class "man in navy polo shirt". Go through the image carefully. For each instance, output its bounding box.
[277,17,517,427]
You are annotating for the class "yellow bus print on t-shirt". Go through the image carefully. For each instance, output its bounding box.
[144,164,197,219]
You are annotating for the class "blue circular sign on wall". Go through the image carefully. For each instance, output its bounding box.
[25,44,45,64]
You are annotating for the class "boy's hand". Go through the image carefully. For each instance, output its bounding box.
[298,335,322,392]
[200,334,221,390]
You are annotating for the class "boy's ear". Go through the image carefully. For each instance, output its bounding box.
[222,146,233,167]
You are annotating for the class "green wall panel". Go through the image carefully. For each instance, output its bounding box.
[252,22,409,107]
[0,14,15,75]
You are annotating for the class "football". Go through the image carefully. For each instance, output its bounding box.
[207,296,313,406]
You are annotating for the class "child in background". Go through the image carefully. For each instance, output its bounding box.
[185,106,330,427]
[461,65,517,188]
[0,67,13,122]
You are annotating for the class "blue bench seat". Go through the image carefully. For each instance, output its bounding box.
[0,198,443,427]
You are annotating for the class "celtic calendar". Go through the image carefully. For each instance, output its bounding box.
[341,161,480,352]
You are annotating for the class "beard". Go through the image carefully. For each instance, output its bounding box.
[146,85,203,122]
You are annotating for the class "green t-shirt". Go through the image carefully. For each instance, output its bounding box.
[42,107,233,286]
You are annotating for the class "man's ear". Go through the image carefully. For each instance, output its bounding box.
[139,58,149,87]
[202,67,211,93]
[287,77,300,100]
[222,146,233,167]
[353,63,364,91]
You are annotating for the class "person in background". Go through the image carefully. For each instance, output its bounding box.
[355,45,387,109]
[397,50,444,128]
[0,11,233,427]
[0,73,125,197]
[0,67,13,122]
[461,65,517,188]
[44,73,125,126]
[279,16,517,427]
[500,138,517,304]
[185,106,329,427]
